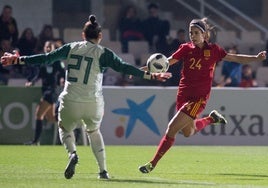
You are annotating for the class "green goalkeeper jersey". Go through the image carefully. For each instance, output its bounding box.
[22,41,145,102]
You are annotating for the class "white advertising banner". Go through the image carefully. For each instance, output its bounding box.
[1,87,268,145]
[101,87,268,146]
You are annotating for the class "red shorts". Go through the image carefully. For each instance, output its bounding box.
[176,95,208,119]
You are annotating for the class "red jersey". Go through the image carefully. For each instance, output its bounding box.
[239,79,255,87]
[172,42,227,99]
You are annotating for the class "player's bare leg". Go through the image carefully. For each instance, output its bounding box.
[45,103,57,123]
[139,111,192,173]
[25,100,51,145]
[139,110,227,173]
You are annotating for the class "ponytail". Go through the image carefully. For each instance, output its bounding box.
[83,14,102,40]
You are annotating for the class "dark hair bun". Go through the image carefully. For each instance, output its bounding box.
[89,15,97,24]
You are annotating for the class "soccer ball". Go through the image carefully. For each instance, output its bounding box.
[146,53,169,73]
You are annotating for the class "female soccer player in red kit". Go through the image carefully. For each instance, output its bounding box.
[139,18,266,173]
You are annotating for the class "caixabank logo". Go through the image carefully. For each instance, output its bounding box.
[112,95,160,138]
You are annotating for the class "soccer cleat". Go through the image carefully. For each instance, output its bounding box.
[98,170,110,179]
[139,162,154,173]
[209,110,227,125]
[64,153,79,179]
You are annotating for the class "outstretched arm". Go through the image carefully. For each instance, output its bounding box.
[168,57,179,66]
[223,51,266,64]
[1,44,71,66]
[101,48,172,82]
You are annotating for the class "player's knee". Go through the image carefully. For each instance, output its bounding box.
[183,132,191,137]
[182,130,194,137]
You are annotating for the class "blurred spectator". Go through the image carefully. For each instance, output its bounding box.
[239,64,258,87]
[217,46,242,87]
[35,24,55,53]
[54,38,65,49]
[0,5,19,47]
[0,39,21,78]
[17,28,37,80]
[17,28,38,78]
[167,29,186,56]
[0,39,14,57]
[17,28,37,56]
[142,3,170,54]
[119,5,144,53]
[164,29,186,86]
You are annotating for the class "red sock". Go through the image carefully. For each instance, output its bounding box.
[195,117,214,131]
[150,135,175,167]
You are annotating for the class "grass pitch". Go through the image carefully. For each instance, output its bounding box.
[0,145,267,188]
